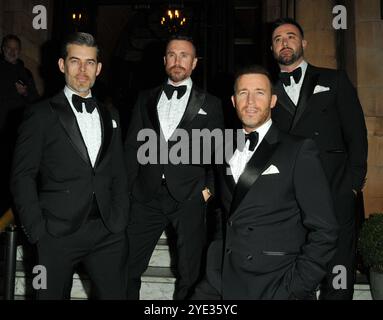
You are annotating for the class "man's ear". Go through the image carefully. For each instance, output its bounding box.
[231,95,236,108]
[302,39,307,50]
[58,58,65,74]
[163,56,166,66]
[96,62,102,76]
[192,57,198,70]
[270,94,278,109]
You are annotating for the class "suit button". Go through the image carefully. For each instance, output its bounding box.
[314,131,319,136]
[226,248,232,254]
[248,227,253,231]
[228,220,233,227]
[247,255,253,260]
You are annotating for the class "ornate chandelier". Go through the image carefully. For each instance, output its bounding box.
[160,6,187,34]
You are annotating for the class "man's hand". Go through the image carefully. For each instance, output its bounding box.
[202,188,212,202]
[15,82,28,96]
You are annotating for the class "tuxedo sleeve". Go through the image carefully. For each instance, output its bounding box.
[289,139,338,299]
[10,105,45,243]
[110,108,130,224]
[124,93,144,192]
[205,97,224,195]
[336,71,368,191]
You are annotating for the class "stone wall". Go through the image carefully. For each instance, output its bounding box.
[354,0,383,215]
[297,0,383,215]
[265,0,382,216]
[296,0,337,68]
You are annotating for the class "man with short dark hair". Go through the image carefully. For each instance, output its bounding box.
[11,32,129,299]
[270,18,368,300]
[192,65,338,300]
[125,35,224,300]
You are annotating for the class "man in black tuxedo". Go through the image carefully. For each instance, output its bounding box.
[270,18,368,300]
[125,36,224,300]
[192,65,338,300]
[11,33,129,299]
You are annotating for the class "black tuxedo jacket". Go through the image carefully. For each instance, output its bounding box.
[202,125,338,299]
[11,91,129,243]
[125,84,224,202]
[272,64,367,223]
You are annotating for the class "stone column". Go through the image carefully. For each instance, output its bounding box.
[296,0,337,68]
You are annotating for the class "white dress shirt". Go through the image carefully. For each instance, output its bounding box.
[282,60,308,105]
[157,77,192,141]
[64,86,101,167]
[229,119,272,184]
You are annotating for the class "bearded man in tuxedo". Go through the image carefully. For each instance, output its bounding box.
[125,35,224,300]
[270,18,368,300]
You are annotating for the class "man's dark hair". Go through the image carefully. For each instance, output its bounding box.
[233,65,274,94]
[165,35,197,56]
[61,32,100,60]
[1,34,21,51]
[271,18,304,39]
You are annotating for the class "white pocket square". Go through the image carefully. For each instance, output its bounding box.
[112,119,117,128]
[313,85,330,94]
[261,165,280,175]
[198,108,207,115]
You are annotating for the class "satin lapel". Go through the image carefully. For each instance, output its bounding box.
[292,66,319,129]
[177,86,205,130]
[222,131,237,193]
[274,81,296,115]
[49,91,90,165]
[223,162,236,192]
[230,125,280,215]
[94,101,112,167]
[147,86,162,135]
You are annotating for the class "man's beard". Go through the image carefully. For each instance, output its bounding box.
[167,66,187,82]
[275,47,303,66]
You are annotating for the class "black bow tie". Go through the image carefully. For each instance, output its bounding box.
[279,67,302,86]
[163,84,187,100]
[245,131,259,152]
[72,94,97,113]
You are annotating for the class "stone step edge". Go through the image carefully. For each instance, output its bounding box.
[13,241,170,262]
[3,265,175,281]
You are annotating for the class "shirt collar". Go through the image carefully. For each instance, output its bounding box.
[243,118,272,148]
[298,60,308,80]
[167,77,192,90]
[64,85,92,101]
[281,60,308,86]
[64,86,93,114]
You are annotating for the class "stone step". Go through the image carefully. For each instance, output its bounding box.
[353,284,372,300]
[5,260,175,280]
[148,244,172,268]
[1,231,176,300]
[0,267,373,300]
[1,275,373,300]
[15,240,173,268]
[1,265,175,300]
[1,235,373,300]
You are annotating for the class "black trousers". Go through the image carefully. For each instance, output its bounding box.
[319,193,357,300]
[36,216,128,300]
[126,183,207,300]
